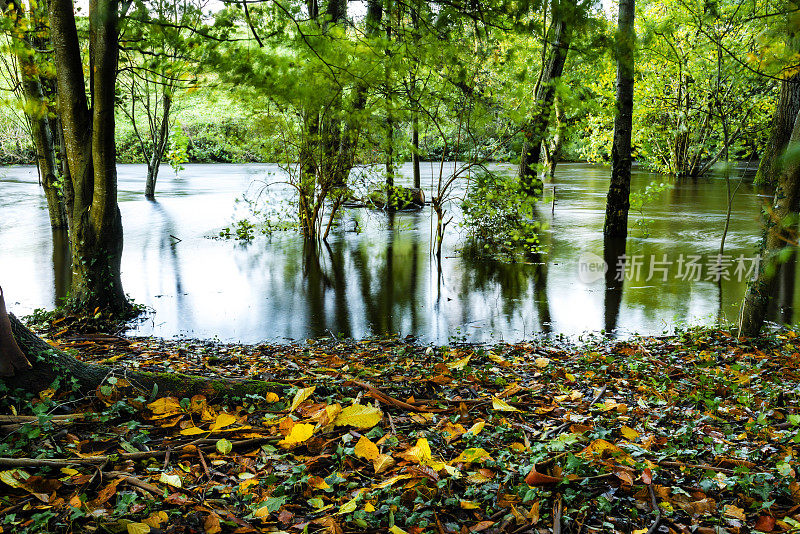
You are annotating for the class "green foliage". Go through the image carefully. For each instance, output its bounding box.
[461,171,543,261]
[629,180,671,237]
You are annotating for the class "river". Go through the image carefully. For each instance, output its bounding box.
[0,161,788,343]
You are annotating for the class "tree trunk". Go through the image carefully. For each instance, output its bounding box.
[545,94,565,180]
[2,309,280,397]
[739,110,800,336]
[1,0,67,230]
[50,0,129,314]
[518,0,573,197]
[603,0,636,238]
[755,74,800,187]
[412,113,421,189]
[144,93,172,199]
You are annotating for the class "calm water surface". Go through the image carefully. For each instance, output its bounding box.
[0,162,792,343]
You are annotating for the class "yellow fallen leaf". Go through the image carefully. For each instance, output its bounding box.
[265,392,280,403]
[389,526,408,534]
[398,438,432,464]
[488,352,507,365]
[279,423,315,447]
[354,436,380,461]
[460,500,480,509]
[210,413,237,431]
[253,504,271,518]
[290,386,316,412]
[0,469,30,488]
[60,468,79,476]
[373,473,413,489]
[466,420,485,435]
[441,421,467,443]
[142,511,169,528]
[491,397,519,412]
[308,476,331,490]
[334,404,383,429]
[535,357,550,368]
[127,523,152,534]
[179,426,206,436]
[451,448,492,464]
[364,502,375,512]
[447,355,471,370]
[620,426,640,441]
[372,454,395,474]
[466,471,492,483]
[338,498,358,515]
[159,473,182,488]
[147,397,183,418]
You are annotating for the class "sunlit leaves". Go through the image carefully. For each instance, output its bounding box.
[290,386,316,412]
[333,404,383,429]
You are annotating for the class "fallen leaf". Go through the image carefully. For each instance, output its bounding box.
[354,436,380,461]
[724,504,746,521]
[216,438,233,454]
[525,467,563,486]
[126,523,152,534]
[210,412,237,431]
[451,448,492,464]
[159,473,182,488]
[334,404,383,429]
[290,386,316,412]
[447,355,471,370]
[491,397,519,412]
[279,423,315,447]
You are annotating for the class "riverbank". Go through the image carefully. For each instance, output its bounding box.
[1,324,798,533]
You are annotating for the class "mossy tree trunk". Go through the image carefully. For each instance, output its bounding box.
[739,109,800,336]
[518,0,573,197]
[2,309,280,398]
[755,74,800,187]
[50,0,129,314]
[1,0,67,231]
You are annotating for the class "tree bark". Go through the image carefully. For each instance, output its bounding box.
[3,310,279,397]
[145,93,172,199]
[518,0,573,197]
[755,74,800,187]
[50,0,129,314]
[739,110,800,336]
[1,0,67,230]
[603,0,636,238]
[545,94,565,180]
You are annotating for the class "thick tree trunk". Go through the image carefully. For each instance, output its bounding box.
[1,0,67,230]
[518,0,573,197]
[739,110,800,336]
[50,0,129,314]
[755,74,800,187]
[604,0,636,238]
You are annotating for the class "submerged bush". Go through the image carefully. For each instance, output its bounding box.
[461,170,543,261]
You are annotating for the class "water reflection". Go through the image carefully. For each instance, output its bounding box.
[0,162,791,343]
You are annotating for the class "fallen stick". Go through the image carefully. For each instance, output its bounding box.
[646,484,662,534]
[657,460,738,475]
[351,380,447,413]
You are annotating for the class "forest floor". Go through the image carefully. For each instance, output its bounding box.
[1,319,799,534]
